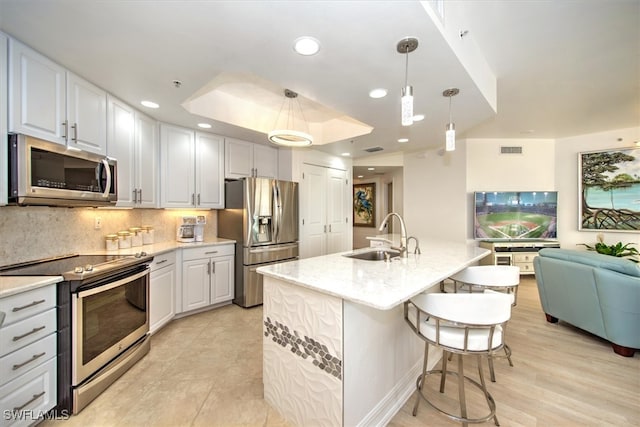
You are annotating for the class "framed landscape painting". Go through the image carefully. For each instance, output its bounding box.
[579,147,640,231]
[353,183,375,227]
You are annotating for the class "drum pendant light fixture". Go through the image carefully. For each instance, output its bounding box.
[443,88,459,151]
[268,89,313,147]
[397,37,418,126]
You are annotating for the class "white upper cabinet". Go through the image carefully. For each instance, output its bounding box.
[66,72,107,154]
[8,38,107,155]
[160,124,224,209]
[225,138,278,179]
[195,132,224,209]
[1,33,8,206]
[135,112,158,208]
[107,96,157,208]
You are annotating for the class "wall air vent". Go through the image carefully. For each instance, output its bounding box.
[364,146,384,153]
[500,146,523,154]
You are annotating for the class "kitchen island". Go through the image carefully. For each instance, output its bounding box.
[257,239,490,426]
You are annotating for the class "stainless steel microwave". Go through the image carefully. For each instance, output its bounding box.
[8,134,117,207]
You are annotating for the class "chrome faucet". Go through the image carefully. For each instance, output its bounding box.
[379,212,408,258]
[407,236,421,254]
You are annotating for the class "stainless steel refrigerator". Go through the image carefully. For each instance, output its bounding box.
[218,178,299,307]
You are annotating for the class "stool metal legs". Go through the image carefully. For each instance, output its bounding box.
[413,343,500,426]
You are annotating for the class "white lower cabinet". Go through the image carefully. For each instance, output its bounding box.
[0,284,57,427]
[181,245,234,312]
[149,252,176,334]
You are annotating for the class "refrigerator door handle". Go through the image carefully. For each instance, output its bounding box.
[273,181,280,243]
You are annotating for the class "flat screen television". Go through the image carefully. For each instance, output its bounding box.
[474,191,558,240]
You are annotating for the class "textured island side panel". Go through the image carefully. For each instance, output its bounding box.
[263,276,343,426]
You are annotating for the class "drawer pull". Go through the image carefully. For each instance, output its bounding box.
[205,251,218,255]
[156,259,168,265]
[13,326,46,342]
[12,299,46,312]
[13,391,46,411]
[13,352,47,370]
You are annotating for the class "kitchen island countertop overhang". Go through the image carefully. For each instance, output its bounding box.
[257,239,490,310]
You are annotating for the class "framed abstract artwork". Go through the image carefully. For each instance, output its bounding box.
[353,183,376,227]
[579,147,640,231]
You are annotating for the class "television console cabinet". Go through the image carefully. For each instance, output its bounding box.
[479,240,560,275]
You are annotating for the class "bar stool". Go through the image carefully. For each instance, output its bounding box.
[449,265,520,382]
[405,292,512,426]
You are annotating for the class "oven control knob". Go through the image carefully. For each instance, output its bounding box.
[85,264,94,272]
[74,266,84,274]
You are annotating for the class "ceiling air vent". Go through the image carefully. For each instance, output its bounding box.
[364,146,384,153]
[500,146,523,154]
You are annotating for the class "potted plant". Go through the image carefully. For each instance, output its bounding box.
[578,233,639,262]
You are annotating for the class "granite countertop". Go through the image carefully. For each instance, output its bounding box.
[0,276,63,298]
[257,239,490,310]
[0,239,236,298]
[89,237,236,256]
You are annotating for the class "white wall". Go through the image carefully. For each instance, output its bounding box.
[403,144,467,243]
[555,127,640,248]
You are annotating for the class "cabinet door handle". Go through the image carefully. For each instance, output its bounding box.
[13,326,46,342]
[191,194,195,206]
[205,251,218,255]
[12,300,46,312]
[13,352,46,370]
[133,189,138,204]
[212,262,215,274]
[61,120,68,140]
[138,189,142,203]
[207,261,211,275]
[329,224,332,232]
[13,391,46,411]
[197,193,201,206]
[71,123,78,142]
[155,259,168,265]
[324,225,327,233]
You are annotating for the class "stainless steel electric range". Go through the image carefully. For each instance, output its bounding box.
[0,253,154,415]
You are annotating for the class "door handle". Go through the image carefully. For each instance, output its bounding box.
[61,120,68,140]
[138,189,142,203]
[133,189,138,204]
[197,193,201,206]
[191,193,195,206]
[71,123,78,142]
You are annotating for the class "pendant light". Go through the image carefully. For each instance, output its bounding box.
[443,88,459,151]
[397,38,418,126]
[268,89,313,147]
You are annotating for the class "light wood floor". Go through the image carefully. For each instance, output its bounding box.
[44,276,639,426]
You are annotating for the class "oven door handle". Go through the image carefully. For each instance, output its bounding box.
[76,268,148,298]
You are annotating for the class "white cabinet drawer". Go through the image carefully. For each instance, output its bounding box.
[150,251,176,271]
[513,253,537,263]
[0,357,57,427]
[0,333,56,386]
[182,244,234,261]
[0,285,56,326]
[516,262,536,274]
[0,309,56,356]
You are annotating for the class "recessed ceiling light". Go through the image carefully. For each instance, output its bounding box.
[341,152,351,156]
[369,88,388,99]
[357,175,364,178]
[398,138,409,143]
[293,37,320,56]
[412,114,424,121]
[367,167,375,171]
[197,123,212,129]
[140,100,159,109]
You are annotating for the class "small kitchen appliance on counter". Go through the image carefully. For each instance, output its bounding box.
[194,215,206,242]
[176,216,197,242]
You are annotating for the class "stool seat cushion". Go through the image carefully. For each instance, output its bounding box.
[419,319,504,351]
[450,265,520,287]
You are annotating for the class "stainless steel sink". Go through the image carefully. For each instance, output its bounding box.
[343,249,400,261]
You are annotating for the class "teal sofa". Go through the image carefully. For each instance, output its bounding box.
[533,248,640,357]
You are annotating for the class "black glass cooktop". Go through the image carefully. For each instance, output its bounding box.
[0,254,150,279]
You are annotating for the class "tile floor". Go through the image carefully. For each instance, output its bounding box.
[43,304,290,427]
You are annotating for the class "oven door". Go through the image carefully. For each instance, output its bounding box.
[72,268,149,385]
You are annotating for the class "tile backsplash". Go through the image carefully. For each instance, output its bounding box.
[0,207,218,266]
